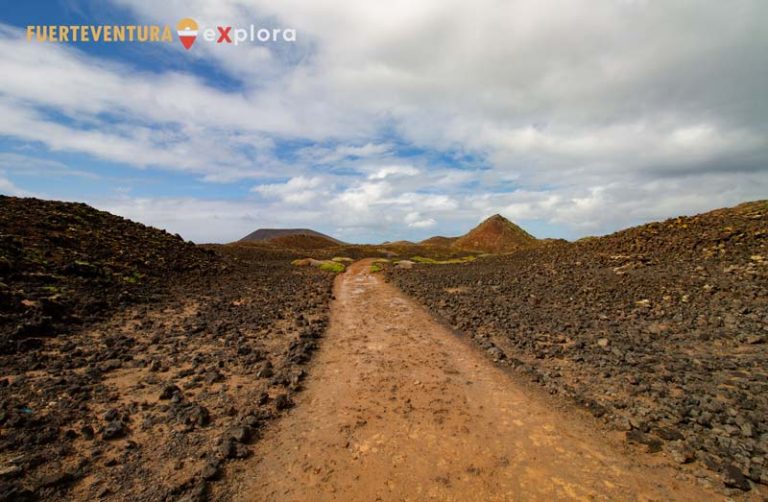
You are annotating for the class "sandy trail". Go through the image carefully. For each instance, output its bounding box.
[233,259,713,501]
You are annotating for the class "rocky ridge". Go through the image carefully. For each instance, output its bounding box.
[388,201,768,493]
[0,198,335,501]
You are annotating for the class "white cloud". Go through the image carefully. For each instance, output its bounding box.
[0,153,100,179]
[368,165,420,180]
[92,196,261,243]
[73,164,768,244]
[1,0,767,240]
[299,143,393,165]
[251,175,326,204]
[405,211,436,228]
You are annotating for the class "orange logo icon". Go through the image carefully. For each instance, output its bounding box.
[177,18,198,50]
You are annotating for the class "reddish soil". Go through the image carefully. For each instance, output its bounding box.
[229,260,718,501]
[419,236,458,247]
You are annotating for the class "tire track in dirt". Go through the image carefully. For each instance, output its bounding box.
[232,259,717,501]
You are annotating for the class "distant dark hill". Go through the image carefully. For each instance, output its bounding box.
[384,240,417,246]
[267,234,341,250]
[420,235,458,247]
[452,214,537,253]
[240,228,344,245]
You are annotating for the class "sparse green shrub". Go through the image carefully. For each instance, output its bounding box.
[318,261,345,273]
[411,255,476,265]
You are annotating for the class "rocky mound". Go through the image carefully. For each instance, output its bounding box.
[420,236,458,247]
[0,198,336,501]
[388,201,768,493]
[239,228,343,244]
[452,214,537,253]
[383,240,416,246]
[0,196,216,354]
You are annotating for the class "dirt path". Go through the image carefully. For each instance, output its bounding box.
[232,259,716,501]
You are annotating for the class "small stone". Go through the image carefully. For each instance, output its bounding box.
[626,430,646,444]
[256,363,274,379]
[597,338,610,348]
[98,359,122,372]
[102,421,127,440]
[486,346,505,360]
[201,462,220,481]
[179,480,208,502]
[186,405,210,427]
[656,427,684,441]
[80,425,95,440]
[204,370,225,385]
[241,415,260,428]
[667,441,694,464]
[646,438,663,453]
[722,464,750,491]
[160,384,181,400]
[227,426,251,444]
[0,465,23,478]
[274,394,293,411]
[217,439,236,459]
[747,466,762,483]
[233,443,250,459]
[37,470,74,488]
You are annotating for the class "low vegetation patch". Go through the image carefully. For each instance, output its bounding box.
[318,261,346,273]
[411,255,477,265]
[292,258,346,273]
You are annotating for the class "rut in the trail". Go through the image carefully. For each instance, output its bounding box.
[230,259,714,501]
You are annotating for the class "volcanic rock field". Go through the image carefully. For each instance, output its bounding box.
[1,195,766,501]
[0,197,333,501]
[388,201,768,492]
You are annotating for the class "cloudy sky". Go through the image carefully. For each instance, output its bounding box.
[0,1,766,243]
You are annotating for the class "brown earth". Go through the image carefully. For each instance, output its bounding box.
[229,260,718,501]
[420,236,458,247]
[452,214,538,253]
